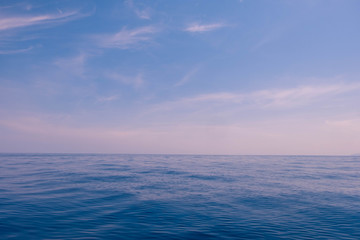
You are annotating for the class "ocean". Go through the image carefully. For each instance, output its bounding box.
[0,154,359,239]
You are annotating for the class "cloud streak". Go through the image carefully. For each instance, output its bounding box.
[134,8,151,20]
[152,83,360,112]
[0,8,91,54]
[0,46,34,54]
[106,72,144,89]
[97,95,119,103]
[0,10,81,31]
[96,26,159,49]
[174,67,199,87]
[125,0,151,20]
[185,22,226,33]
[54,53,88,77]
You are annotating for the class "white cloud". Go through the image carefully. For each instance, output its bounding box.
[0,11,80,31]
[185,22,226,33]
[96,26,158,49]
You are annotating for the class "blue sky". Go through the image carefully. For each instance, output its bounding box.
[1,0,359,154]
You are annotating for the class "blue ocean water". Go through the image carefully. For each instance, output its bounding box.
[0,154,359,239]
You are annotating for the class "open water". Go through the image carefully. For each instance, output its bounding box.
[0,154,359,239]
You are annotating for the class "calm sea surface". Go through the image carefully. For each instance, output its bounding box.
[0,154,359,239]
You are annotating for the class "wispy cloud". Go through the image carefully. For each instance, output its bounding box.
[174,67,199,87]
[251,84,359,107]
[54,53,88,77]
[106,72,144,89]
[96,26,159,49]
[97,95,119,103]
[0,2,33,11]
[134,8,151,20]
[0,10,80,31]
[185,22,226,33]
[125,0,151,20]
[325,118,360,128]
[152,83,360,112]
[0,46,34,54]
[0,8,91,54]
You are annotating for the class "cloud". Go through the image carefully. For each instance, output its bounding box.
[152,83,360,112]
[96,26,159,49]
[0,2,33,11]
[0,8,91,54]
[125,0,151,20]
[174,67,199,87]
[134,8,151,20]
[185,22,226,33]
[250,84,360,108]
[325,118,360,130]
[106,72,144,89]
[0,46,34,54]
[54,53,88,77]
[97,95,119,103]
[0,10,81,31]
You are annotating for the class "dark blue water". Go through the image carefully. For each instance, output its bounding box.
[0,154,359,239]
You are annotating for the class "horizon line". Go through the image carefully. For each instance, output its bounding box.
[0,152,358,157]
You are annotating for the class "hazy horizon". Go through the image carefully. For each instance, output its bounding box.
[1,0,359,155]
[0,152,359,158]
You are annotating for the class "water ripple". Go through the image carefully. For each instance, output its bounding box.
[0,154,359,239]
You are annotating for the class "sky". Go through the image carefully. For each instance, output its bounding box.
[0,0,359,155]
